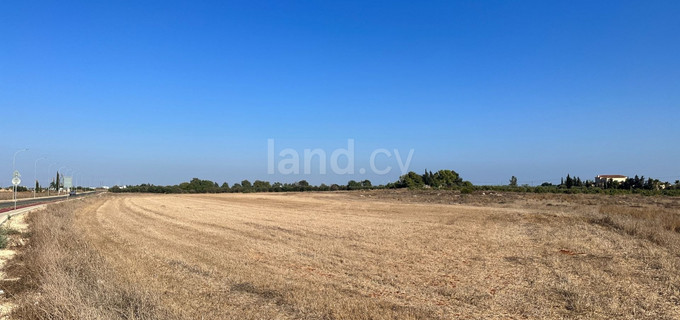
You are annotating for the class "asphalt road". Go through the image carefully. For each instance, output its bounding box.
[0,192,96,212]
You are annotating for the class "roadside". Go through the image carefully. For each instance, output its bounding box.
[0,197,171,319]
[0,210,32,318]
[0,191,59,201]
[0,192,98,215]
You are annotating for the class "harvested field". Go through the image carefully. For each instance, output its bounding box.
[4,192,680,319]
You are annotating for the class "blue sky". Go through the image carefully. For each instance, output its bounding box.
[1,0,679,187]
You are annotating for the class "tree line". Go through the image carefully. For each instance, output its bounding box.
[109,169,471,194]
[502,174,680,195]
[536,174,676,191]
[109,170,680,196]
[110,178,380,194]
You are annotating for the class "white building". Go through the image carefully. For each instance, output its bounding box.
[595,174,627,186]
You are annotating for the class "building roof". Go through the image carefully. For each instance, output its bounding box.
[597,175,627,179]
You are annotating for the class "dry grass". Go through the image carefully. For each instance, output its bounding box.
[0,191,55,201]
[591,204,680,254]
[2,197,173,319]
[3,192,680,319]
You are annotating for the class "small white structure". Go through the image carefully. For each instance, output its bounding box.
[595,174,627,186]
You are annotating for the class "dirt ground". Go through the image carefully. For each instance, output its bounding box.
[0,212,31,318]
[5,191,680,319]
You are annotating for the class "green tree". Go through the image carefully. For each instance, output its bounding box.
[509,176,518,187]
[347,180,362,190]
[398,172,425,189]
[565,174,573,188]
[434,170,463,188]
[181,178,220,193]
[422,169,435,187]
[241,180,252,192]
[253,180,271,192]
[271,182,283,191]
[231,183,242,192]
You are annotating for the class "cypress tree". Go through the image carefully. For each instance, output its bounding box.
[566,174,573,188]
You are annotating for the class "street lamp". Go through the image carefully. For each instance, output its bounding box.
[70,170,79,194]
[12,148,29,210]
[12,148,28,172]
[34,156,47,198]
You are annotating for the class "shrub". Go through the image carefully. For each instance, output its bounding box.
[0,231,8,249]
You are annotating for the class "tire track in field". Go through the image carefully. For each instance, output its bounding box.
[78,196,300,319]
[80,193,530,319]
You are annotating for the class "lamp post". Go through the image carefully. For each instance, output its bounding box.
[12,148,29,210]
[70,170,79,194]
[33,156,46,198]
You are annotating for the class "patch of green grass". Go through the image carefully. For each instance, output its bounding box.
[0,227,19,249]
[0,233,8,249]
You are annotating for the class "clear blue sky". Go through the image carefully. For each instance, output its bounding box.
[2,1,679,187]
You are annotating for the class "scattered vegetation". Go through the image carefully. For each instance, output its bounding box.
[0,229,11,249]
[0,226,22,249]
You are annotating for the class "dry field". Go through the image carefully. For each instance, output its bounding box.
[0,191,53,201]
[3,191,680,319]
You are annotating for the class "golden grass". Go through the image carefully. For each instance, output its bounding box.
[3,197,173,319]
[593,204,680,251]
[4,192,680,319]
